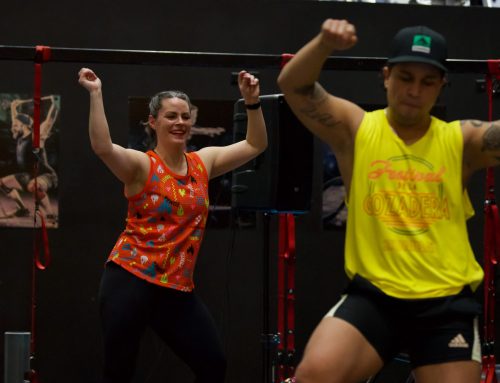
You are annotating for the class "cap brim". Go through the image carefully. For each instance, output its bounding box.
[387,56,448,72]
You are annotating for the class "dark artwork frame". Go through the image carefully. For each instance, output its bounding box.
[0,93,61,228]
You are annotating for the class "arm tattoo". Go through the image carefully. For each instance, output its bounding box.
[481,121,500,153]
[468,119,483,128]
[293,83,328,103]
[299,104,341,128]
[293,83,341,129]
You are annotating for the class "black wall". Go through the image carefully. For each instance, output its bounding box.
[1,1,500,383]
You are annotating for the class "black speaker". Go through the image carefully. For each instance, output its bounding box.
[231,94,313,212]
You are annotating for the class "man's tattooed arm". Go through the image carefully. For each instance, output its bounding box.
[293,82,341,129]
[463,119,500,163]
[481,121,500,162]
[467,119,483,128]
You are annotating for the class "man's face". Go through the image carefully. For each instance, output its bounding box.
[383,62,445,126]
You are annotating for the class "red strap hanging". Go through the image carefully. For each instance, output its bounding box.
[481,59,500,383]
[277,213,296,383]
[31,152,52,271]
[487,60,500,78]
[276,54,297,383]
[482,199,499,383]
[277,214,286,382]
[275,54,297,383]
[33,46,51,149]
[26,45,52,383]
[33,208,51,270]
[285,213,296,379]
[32,44,52,270]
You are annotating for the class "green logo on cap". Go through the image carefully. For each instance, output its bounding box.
[412,34,431,54]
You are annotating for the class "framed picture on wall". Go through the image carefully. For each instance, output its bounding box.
[128,97,235,228]
[0,94,60,228]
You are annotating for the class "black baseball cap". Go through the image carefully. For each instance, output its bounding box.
[387,26,448,72]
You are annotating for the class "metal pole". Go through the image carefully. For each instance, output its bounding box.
[4,332,31,383]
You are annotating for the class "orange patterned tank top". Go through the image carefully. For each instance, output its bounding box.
[108,150,209,291]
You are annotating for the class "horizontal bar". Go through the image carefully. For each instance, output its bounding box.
[0,45,494,74]
[0,45,283,68]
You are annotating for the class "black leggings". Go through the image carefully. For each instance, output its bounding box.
[98,262,226,383]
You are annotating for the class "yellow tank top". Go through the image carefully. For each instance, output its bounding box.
[345,109,483,298]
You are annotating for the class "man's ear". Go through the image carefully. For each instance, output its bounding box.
[382,66,390,89]
[441,76,448,89]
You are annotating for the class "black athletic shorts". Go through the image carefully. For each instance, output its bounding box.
[326,275,482,368]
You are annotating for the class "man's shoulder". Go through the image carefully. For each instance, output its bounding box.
[430,115,461,129]
[358,109,386,129]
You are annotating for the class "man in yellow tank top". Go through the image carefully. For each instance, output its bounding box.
[278,19,498,383]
